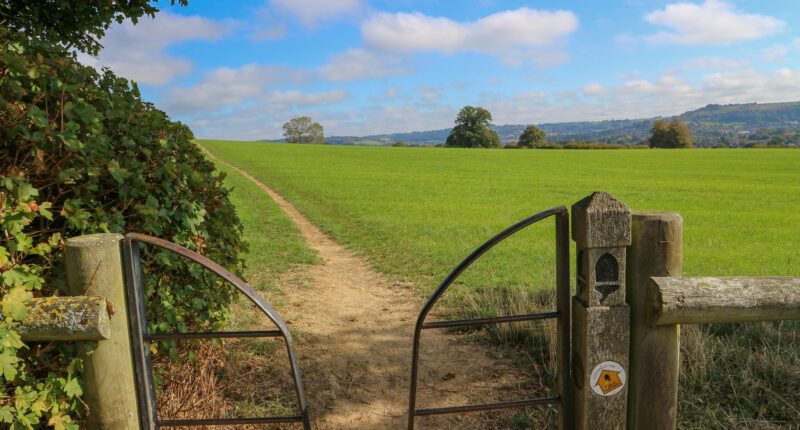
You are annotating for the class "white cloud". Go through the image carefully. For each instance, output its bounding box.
[414,85,440,101]
[762,39,800,62]
[581,82,608,95]
[514,49,571,69]
[486,77,501,85]
[161,64,315,113]
[251,23,288,41]
[683,57,749,70]
[616,71,641,80]
[645,0,784,45]
[247,9,288,41]
[489,67,800,129]
[77,13,229,85]
[261,89,350,106]
[370,86,407,102]
[271,0,364,28]
[514,90,547,100]
[334,105,456,135]
[613,33,638,46]
[319,49,416,82]
[362,8,577,67]
[184,66,800,140]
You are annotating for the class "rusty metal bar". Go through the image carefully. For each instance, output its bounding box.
[407,206,570,429]
[555,207,572,430]
[157,416,304,426]
[122,238,158,429]
[422,311,558,329]
[146,330,283,340]
[123,233,311,430]
[416,397,559,416]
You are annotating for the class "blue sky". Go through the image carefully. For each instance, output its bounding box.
[79,0,800,140]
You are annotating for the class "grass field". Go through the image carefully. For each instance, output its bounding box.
[203,140,800,428]
[204,141,800,286]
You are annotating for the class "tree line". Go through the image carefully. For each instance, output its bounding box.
[442,106,695,149]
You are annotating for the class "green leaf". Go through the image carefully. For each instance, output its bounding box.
[0,406,13,422]
[1,286,32,321]
[63,378,82,398]
[0,350,20,381]
[0,247,9,266]
[37,202,52,220]
[27,105,49,128]
[109,166,130,183]
[0,328,24,349]
[2,269,30,288]
[15,183,38,201]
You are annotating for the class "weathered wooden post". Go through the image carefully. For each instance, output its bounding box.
[66,233,140,429]
[571,191,631,429]
[626,212,682,429]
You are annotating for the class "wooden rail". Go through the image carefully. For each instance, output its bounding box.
[647,276,800,325]
[11,296,110,341]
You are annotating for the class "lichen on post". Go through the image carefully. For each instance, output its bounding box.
[12,296,110,341]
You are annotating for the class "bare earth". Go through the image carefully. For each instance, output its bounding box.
[211,154,535,429]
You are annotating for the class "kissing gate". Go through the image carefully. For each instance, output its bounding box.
[30,191,800,429]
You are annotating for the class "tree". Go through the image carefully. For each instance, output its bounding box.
[445,106,501,148]
[518,125,547,148]
[1,0,186,55]
[283,116,324,144]
[392,140,406,147]
[649,118,693,148]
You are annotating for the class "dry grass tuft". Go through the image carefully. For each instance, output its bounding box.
[458,287,560,428]
[155,343,228,426]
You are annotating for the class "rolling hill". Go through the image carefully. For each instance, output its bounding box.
[267,101,800,148]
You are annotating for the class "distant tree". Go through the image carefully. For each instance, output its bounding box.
[392,140,406,147]
[648,118,693,148]
[445,106,501,148]
[517,125,547,148]
[283,116,324,144]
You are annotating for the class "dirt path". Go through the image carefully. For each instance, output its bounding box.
[208,152,533,429]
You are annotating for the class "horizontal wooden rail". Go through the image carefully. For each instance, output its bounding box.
[647,276,800,326]
[11,296,111,341]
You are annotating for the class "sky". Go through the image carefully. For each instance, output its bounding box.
[78,0,800,140]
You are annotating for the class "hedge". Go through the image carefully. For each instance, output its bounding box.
[0,27,243,428]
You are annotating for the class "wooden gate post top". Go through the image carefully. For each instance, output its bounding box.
[571,191,632,430]
[572,191,632,249]
[66,233,125,247]
[573,192,631,307]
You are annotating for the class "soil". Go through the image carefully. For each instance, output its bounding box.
[210,154,543,429]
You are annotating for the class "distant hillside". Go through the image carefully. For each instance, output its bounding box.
[267,101,800,148]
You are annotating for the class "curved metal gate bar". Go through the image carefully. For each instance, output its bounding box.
[121,233,310,429]
[407,206,571,429]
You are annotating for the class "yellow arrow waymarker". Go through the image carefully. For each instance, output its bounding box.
[594,369,623,394]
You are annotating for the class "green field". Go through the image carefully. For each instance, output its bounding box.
[204,141,800,428]
[204,141,800,290]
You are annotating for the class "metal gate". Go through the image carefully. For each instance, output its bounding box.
[407,206,572,429]
[121,233,311,429]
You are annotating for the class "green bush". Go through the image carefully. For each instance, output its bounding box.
[0,27,243,427]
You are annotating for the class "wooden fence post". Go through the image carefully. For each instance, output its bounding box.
[66,234,140,429]
[571,191,632,430]
[626,212,682,430]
